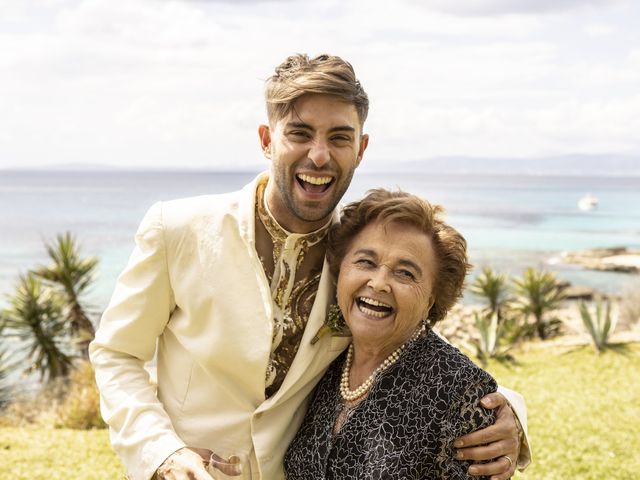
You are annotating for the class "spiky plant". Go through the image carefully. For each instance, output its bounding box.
[34,232,98,358]
[0,345,12,409]
[472,311,515,367]
[1,273,74,382]
[579,300,617,352]
[470,267,511,322]
[511,268,566,340]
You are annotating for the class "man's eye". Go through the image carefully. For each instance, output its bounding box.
[331,135,351,143]
[289,131,310,139]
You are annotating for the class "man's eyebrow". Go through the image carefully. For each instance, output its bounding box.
[285,121,356,134]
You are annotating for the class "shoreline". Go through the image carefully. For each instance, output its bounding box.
[558,247,640,274]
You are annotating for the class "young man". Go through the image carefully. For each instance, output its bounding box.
[90,54,529,480]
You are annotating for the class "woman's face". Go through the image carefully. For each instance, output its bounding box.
[337,219,438,354]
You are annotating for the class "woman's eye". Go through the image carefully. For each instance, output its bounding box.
[396,269,416,280]
[355,258,375,268]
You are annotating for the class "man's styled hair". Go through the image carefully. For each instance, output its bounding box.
[326,189,471,325]
[264,53,369,127]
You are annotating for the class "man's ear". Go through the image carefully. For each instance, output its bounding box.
[258,124,272,159]
[355,133,369,168]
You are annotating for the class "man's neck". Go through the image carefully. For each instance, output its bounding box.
[264,180,331,234]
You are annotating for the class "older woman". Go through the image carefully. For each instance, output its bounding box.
[284,189,499,479]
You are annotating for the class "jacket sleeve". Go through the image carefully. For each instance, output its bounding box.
[89,202,185,480]
[434,330,531,470]
[497,384,531,470]
[438,370,497,479]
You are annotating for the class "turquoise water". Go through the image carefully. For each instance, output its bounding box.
[1,169,639,310]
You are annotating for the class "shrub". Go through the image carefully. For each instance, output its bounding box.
[511,268,566,340]
[472,311,515,367]
[55,360,106,429]
[0,361,105,429]
[470,267,511,322]
[579,299,618,353]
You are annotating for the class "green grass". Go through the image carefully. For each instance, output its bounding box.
[486,342,640,480]
[0,427,125,479]
[0,343,637,479]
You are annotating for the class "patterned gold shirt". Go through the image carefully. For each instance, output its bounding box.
[255,179,331,398]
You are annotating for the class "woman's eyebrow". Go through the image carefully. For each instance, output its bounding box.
[397,259,423,276]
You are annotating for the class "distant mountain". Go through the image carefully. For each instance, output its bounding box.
[362,154,640,176]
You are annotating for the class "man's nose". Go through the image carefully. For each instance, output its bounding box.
[308,140,330,168]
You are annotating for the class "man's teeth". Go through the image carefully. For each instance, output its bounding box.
[297,174,332,185]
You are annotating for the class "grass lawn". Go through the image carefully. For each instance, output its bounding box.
[486,342,640,480]
[0,342,637,479]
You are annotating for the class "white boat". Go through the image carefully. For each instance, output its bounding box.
[578,193,598,211]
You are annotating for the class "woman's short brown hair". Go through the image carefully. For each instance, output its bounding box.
[327,189,471,325]
[264,53,369,127]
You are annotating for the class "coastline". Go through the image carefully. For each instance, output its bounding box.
[559,247,640,274]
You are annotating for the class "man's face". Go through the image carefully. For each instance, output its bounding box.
[259,94,369,233]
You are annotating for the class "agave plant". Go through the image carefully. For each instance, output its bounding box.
[0,345,12,409]
[472,311,515,367]
[1,273,74,382]
[579,300,617,352]
[470,267,511,322]
[511,268,566,340]
[34,232,98,358]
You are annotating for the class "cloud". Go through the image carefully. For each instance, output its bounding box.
[1,0,639,169]
[416,0,625,17]
[583,23,616,36]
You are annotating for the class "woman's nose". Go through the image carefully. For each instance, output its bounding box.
[367,267,391,292]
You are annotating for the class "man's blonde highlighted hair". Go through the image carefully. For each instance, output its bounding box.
[264,53,369,126]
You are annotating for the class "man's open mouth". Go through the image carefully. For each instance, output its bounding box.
[356,296,394,319]
[296,173,334,194]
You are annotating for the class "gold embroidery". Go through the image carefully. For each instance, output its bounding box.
[255,179,331,398]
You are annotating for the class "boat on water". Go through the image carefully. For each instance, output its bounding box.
[578,193,599,211]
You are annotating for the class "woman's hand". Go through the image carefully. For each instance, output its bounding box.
[154,447,214,480]
[454,392,520,480]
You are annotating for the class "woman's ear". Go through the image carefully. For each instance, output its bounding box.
[424,295,436,319]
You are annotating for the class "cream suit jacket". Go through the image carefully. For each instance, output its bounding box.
[90,173,530,480]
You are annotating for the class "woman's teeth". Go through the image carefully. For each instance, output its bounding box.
[357,297,393,318]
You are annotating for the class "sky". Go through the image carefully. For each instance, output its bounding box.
[0,0,639,170]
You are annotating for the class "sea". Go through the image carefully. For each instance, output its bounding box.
[1,168,640,313]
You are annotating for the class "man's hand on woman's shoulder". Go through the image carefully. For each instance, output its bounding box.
[454,392,520,480]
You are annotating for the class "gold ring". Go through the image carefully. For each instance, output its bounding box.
[503,455,514,469]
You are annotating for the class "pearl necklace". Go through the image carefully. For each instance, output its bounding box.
[339,324,425,402]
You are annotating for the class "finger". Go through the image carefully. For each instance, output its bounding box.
[467,456,512,477]
[456,437,518,462]
[189,447,214,462]
[455,407,517,448]
[490,456,518,480]
[480,391,507,410]
[455,422,505,448]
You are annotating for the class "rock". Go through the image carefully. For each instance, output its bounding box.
[562,285,598,301]
[560,247,640,274]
